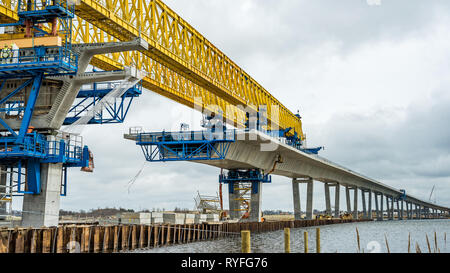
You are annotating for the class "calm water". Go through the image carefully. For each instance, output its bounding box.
[135,219,449,253]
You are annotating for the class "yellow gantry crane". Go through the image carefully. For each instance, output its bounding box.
[0,0,304,138]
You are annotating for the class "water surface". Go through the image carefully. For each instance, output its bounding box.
[135,219,449,253]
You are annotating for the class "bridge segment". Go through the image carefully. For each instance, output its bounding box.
[125,129,450,222]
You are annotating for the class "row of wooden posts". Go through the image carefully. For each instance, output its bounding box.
[241,227,321,253]
[0,219,368,253]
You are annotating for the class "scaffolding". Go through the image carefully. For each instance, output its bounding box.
[194,191,222,214]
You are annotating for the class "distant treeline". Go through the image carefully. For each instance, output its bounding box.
[59,207,193,217]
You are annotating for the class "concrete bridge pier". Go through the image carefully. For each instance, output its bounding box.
[374,192,382,220]
[292,179,302,220]
[399,200,404,220]
[249,182,262,222]
[361,190,367,219]
[324,183,332,216]
[306,179,314,220]
[367,189,373,220]
[0,167,6,217]
[292,178,314,220]
[334,184,340,218]
[409,202,413,219]
[228,183,240,220]
[21,163,63,227]
[389,196,394,220]
[386,196,391,220]
[345,186,351,215]
[353,187,359,219]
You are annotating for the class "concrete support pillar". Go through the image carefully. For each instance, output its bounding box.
[22,163,63,227]
[410,203,414,219]
[361,190,367,219]
[367,190,373,220]
[324,183,332,216]
[228,182,240,220]
[334,184,340,218]
[345,186,351,213]
[390,197,394,220]
[292,179,302,220]
[306,179,314,220]
[400,200,404,220]
[374,193,380,220]
[380,193,384,221]
[0,166,6,217]
[415,204,419,219]
[353,187,358,219]
[249,182,262,222]
[386,196,391,220]
[406,201,411,219]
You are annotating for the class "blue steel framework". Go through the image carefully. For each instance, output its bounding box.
[64,81,142,125]
[219,169,271,195]
[0,1,83,197]
[136,130,235,162]
[0,1,142,199]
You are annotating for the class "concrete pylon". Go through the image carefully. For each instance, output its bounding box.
[306,179,314,220]
[385,196,391,220]
[292,179,302,220]
[21,163,63,227]
[228,182,240,220]
[379,193,384,221]
[361,190,367,219]
[390,197,395,220]
[345,186,351,214]
[334,184,340,218]
[0,166,7,217]
[249,182,262,222]
[353,187,358,219]
[367,190,373,220]
[324,183,332,216]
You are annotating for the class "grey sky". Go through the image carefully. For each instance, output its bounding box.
[18,0,450,212]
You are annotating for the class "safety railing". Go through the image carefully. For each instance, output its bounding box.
[0,133,48,157]
[136,129,237,144]
[0,46,78,74]
[17,0,75,16]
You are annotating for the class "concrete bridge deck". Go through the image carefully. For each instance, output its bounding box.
[125,129,450,220]
[192,130,449,212]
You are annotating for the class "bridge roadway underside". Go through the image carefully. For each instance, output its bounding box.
[194,130,449,216]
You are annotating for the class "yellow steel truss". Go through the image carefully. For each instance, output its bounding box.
[0,0,304,139]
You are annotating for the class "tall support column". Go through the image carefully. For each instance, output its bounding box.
[367,190,373,220]
[306,179,314,220]
[400,200,404,220]
[415,204,419,219]
[395,199,400,220]
[361,190,367,219]
[390,197,395,220]
[22,163,63,227]
[292,179,302,220]
[334,184,340,218]
[374,193,380,220]
[406,202,410,219]
[386,196,391,220]
[228,182,240,220]
[345,186,351,214]
[410,203,414,219]
[324,183,332,216]
[380,193,384,221]
[249,182,262,222]
[353,187,358,219]
[0,166,6,218]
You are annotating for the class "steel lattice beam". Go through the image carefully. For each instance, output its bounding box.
[0,0,305,139]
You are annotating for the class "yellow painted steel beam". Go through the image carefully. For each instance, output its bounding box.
[74,0,304,138]
[0,0,304,139]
